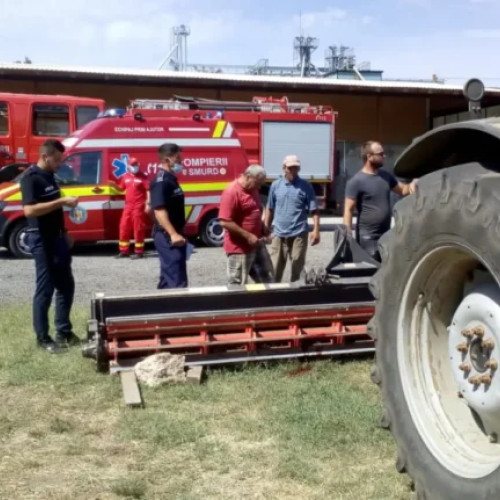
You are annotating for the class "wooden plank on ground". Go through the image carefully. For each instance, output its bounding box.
[186,366,204,384]
[120,371,143,407]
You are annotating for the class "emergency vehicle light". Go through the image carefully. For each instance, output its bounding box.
[98,108,126,118]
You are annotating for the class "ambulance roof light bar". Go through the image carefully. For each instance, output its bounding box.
[98,108,126,118]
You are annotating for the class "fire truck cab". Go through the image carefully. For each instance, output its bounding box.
[0,92,105,176]
[0,95,336,257]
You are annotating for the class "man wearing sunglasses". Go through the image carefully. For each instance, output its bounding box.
[343,141,416,261]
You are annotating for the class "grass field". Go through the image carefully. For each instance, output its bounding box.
[0,305,412,499]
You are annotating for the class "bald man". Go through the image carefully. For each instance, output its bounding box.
[343,141,416,261]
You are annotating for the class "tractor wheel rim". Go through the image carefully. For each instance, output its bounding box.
[397,243,500,479]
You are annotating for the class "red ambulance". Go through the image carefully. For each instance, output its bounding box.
[0,95,336,257]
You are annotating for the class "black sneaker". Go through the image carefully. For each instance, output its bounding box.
[114,253,129,259]
[37,339,64,354]
[130,253,143,260]
[55,332,82,346]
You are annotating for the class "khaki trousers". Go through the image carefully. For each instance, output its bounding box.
[270,232,308,282]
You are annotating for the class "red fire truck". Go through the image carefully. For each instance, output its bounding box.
[0,92,105,178]
[0,95,336,257]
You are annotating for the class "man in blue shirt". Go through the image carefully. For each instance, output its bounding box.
[264,155,320,282]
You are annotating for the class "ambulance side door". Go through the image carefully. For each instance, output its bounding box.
[57,150,107,240]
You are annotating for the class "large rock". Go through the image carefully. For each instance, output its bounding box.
[134,353,186,387]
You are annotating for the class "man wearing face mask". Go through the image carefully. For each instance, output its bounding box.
[343,141,417,261]
[149,143,187,288]
[110,157,150,259]
[21,139,80,353]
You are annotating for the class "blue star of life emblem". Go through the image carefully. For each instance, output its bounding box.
[112,154,130,178]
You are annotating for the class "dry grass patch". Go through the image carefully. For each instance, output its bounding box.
[0,305,412,499]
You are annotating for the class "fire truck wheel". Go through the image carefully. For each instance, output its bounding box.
[200,212,224,247]
[370,163,500,499]
[8,220,31,258]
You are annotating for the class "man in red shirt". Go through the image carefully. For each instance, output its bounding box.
[219,165,274,285]
[109,157,150,259]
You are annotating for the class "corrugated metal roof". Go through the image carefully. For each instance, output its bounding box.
[1,62,499,96]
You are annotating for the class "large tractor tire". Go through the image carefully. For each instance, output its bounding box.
[371,162,500,499]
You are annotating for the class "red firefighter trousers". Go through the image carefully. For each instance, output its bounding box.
[119,208,146,255]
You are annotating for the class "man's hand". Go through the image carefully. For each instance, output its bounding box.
[61,196,79,208]
[309,230,320,246]
[247,233,260,247]
[170,233,186,247]
[145,203,152,215]
[408,179,418,195]
[263,224,272,237]
[108,180,118,189]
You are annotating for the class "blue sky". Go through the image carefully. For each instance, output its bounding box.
[1,0,500,85]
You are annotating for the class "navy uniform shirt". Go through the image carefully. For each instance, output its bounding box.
[20,165,65,238]
[149,169,185,235]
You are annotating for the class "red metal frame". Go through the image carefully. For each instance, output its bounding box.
[104,306,374,367]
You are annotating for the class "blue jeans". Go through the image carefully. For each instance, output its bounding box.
[154,231,188,289]
[28,233,75,343]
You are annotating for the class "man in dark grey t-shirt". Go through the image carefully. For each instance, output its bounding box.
[343,141,416,261]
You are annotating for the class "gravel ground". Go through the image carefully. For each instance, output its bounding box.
[0,232,336,307]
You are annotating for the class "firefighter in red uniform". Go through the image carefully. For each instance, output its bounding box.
[109,158,151,259]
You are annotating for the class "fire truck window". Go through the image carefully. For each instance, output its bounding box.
[32,104,69,137]
[57,151,101,186]
[0,102,8,135]
[76,106,100,129]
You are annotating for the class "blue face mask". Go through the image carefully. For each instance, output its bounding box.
[172,163,183,174]
[129,166,139,175]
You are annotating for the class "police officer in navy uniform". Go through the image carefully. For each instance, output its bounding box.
[149,143,188,288]
[21,139,81,353]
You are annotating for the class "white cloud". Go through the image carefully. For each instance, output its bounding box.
[189,11,240,47]
[105,21,136,43]
[465,29,500,38]
[294,8,348,32]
